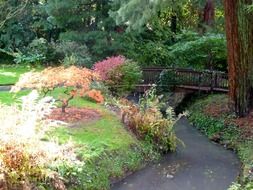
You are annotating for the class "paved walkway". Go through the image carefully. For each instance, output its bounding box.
[0,85,12,91]
[112,117,240,190]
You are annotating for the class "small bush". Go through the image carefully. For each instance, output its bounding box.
[106,60,142,96]
[0,91,80,189]
[157,69,180,92]
[92,55,126,80]
[54,41,92,67]
[119,88,179,152]
[14,53,45,66]
[86,89,104,103]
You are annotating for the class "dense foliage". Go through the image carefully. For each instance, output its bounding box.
[93,56,142,96]
[106,60,142,96]
[168,32,227,70]
[0,0,228,71]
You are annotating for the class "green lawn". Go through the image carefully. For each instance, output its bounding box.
[0,90,30,104]
[0,65,43,85]
[0,89,157,190]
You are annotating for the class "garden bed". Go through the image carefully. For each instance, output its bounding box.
[48,107,101,124]
[0,90,158,190]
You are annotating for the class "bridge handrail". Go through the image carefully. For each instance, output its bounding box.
[141,67,228,92]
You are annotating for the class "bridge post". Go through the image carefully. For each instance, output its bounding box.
[211,71,214,93]
[214,72,218,88]
[198,73,202,94]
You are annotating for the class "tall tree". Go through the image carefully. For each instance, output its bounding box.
[203,0,215,26]
[111,0,188,32]
[224,0,253,117]
[46,0,126,62]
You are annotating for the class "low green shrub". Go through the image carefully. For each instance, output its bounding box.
[54,41,92,67]
[228,182,253,190]
[188,95,241,147]
[14,53,45,66]
[157,69,181,92]
[106,60,142,96]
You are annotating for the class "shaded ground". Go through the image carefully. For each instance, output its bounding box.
[112,117,240,190]
[203,95,253,139]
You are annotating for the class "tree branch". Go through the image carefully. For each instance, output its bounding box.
[0,0,29,29]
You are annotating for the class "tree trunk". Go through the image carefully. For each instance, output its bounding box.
[198,0,215,34]
[224,0,253,117]
[170,15,177,34]
[203,0,215,26]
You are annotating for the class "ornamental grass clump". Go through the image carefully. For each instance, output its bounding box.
[0,91,82,189]
[119,88,180,152]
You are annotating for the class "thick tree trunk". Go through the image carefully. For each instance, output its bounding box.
[224,0,253,117]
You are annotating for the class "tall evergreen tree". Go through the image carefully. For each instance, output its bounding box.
[46,0,125,62]
[111,0,223,32]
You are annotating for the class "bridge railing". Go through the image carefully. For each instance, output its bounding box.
[141,67,228,92]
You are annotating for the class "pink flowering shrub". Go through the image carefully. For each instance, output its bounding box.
[92,56,126,80]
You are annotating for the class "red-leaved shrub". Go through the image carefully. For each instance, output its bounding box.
[92,55,125,80]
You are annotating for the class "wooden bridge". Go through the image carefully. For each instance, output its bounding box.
[137,67,229,93]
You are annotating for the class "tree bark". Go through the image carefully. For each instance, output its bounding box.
[198,0,215,34]
[203,0,215,26]
[224,0,253,117]
[171,15,177,34]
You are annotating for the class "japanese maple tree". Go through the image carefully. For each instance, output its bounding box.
[12,66,100,112]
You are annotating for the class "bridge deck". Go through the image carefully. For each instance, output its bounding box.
[135,84,228,93]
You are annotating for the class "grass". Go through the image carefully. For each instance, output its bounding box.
[0,65,43,85]
[0,90,30,104]
[45,89,158,189]
[0,89,158,190]
[188,94,253,190]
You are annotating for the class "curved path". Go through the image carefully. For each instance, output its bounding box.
[0,85,12,91]
[112,117,240,190]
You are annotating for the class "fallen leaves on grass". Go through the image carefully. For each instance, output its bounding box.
[203,96,253,139]
[48,107,101,124]
[234,110,253,139]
